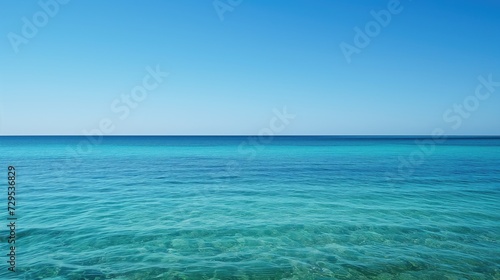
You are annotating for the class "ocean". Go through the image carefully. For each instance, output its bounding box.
[0,136,499,279]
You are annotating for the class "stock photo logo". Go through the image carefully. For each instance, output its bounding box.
[7,0,70,53]
[339,0,410,63]
[385,74,500,185]
[51,65,169,177]
[2,1,500,279]
[213,0,243,21]
[203,107,296,197]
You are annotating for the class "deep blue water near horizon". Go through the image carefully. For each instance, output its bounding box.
[0,136,499,279]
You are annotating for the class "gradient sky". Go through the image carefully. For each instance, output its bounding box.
[1,0,499,135]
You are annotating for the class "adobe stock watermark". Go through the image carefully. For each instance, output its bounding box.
[52,65,169,176]
[385,74,500,186]
[204,107,296,196]
[7,0,70,54]
[213,0,243,21]
[339,0,410,64]
[237,107,296,161]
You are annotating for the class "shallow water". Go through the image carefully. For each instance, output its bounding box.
[0,136,499,279]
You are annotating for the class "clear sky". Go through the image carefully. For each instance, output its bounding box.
[1,0,499,135]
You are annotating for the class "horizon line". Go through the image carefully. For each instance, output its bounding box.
[1,135,500,137]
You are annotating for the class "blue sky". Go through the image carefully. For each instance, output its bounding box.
[1,0,499,135]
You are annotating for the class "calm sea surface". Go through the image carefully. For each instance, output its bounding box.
[0,136,499,279]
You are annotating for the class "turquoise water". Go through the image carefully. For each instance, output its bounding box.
[0,136,499,279]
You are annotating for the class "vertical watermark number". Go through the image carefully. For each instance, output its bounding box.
[7,166,16,273]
